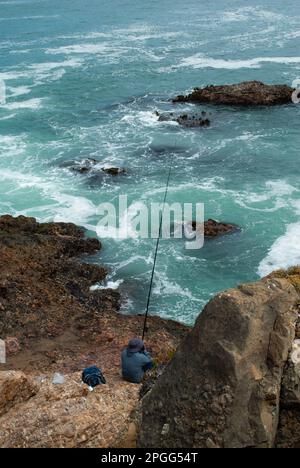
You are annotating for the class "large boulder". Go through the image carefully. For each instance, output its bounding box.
[173,81,294,106]
[138,278,299,448]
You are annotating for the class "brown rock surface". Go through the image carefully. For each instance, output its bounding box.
[193,219,240,238]
[0,371,139,448]
[173,81,294,106]
[0,371,39,417]
[138,278,299,448]
[0,215,188,448]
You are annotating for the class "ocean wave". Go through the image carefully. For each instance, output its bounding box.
[258,222,300,276]
[0,59,83,86]
[222,7,286,23]
[46,43,110,55]
[0,15,59,21]
[0,98,43,110]
[90,279,124,291]
[177,55,300,69]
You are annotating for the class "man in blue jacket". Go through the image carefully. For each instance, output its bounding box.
[121,338,154,384]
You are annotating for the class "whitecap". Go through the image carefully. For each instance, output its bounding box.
[0,98,43,110]
[177,55,300,69]
[258,223,300,276]
[46,43,109,55]
[90,279,124,291]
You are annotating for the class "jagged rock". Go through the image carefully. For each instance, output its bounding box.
[0,371,39,417]
[0,215,107,343]
[276,314,300,448]
[193,219,240,238]
[0,371,139,448]
[71,160,126,176]
[157,111,211,127]
[138,278,299,448]
[173,81,294,106]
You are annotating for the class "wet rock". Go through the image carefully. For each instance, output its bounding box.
[157,112,211,127]
[190,219,240,238]
[71,158,98,173]
[101,167,126,176]
[173,81,294,106]
[70,159,126,176]
[138,278,298,448]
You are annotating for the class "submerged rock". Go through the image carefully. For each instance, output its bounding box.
[70,159,126,176]
[173,81,294,106]
[157,111,211,127]
[71,158,98,173]
[138,278,299,448]
[101,167,127,176]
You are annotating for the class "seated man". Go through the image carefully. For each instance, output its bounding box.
[121,338,154,384]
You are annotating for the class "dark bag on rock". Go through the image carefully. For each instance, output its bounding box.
[82,366,106,388]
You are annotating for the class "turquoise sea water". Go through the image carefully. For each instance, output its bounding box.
[0,0,299,324]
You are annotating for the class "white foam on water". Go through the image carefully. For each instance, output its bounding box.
[90,279,124,291]
[258,222,300,277]
[152,270,202,303]
[110,254,154,273]
[0,98,43,110]
[235,180,298,213]
[96,201,147,241]
[0,59,82,88]
[221,7,285,23]
[0,113,17,121]
[121,111,160,127]
[46,43,109,55]
[29,58,83,72]
[7,85,31,98]
[52,194,98,226]
[0,15,59,21]
[142,177,225,197]
[177,55,300,69]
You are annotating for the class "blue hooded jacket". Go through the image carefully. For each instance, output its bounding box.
[121,339,153,384]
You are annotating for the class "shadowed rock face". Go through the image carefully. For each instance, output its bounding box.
[173,81,294,106]
[138,278,299,448]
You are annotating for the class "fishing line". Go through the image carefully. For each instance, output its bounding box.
[142,152,175,340]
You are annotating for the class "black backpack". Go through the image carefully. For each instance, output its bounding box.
[82,366,106,388]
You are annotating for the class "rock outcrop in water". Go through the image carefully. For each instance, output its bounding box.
[138,276,300,448]
[196,219,240,238]
[157,112,211,127]
[70,159,126,176]
[173,81,294,106]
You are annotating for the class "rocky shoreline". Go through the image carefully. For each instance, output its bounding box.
[0,215,188,447]
[0,222,299,447]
